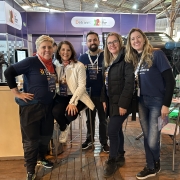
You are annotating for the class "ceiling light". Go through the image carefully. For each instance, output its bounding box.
[49,9,60,12]
[95,3,98,8]
[22,5,30,9]
[46,3,49,6]
[133,4,137,9]
[102,0,107,1]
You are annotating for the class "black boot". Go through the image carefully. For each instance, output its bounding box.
[103,157,118,178]
[154,160,161,173]
[116,152,125,167]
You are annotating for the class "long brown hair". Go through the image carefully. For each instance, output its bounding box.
[125,28,153,69]
[55,41,77,63]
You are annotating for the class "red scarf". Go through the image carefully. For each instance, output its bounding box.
[38,54,54,73]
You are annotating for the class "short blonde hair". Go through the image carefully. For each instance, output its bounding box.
[35,35,54,50]
[104,32,123,67]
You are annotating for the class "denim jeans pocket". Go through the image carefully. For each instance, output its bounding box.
[151,96,163,107]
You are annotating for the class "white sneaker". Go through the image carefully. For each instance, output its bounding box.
[59,125,70,143]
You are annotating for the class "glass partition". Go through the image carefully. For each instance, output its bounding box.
[0,33,28,83]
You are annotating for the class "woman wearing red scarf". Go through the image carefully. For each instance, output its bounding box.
[4,35,56,180]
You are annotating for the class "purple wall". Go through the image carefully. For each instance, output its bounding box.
[120,14,139,35]
[28,12,156,55]
[27,12,156,36]
[32,35,83,58]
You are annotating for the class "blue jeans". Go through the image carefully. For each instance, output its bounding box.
[139,95,162,169]
[108,115,128,158]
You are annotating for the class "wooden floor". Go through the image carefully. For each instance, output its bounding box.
[1,114,180,180]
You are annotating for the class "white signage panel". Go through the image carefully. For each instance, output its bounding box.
[71,17,115,28]
[0,1,22,30]
[0,2,6,24]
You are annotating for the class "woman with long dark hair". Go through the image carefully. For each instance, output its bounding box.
[52,41,94,143]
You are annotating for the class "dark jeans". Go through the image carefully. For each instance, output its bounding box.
[139,95,162,169]
[20,103,54,173]
[108,115,128,158]
[86,96,108,145]
[52,94,85,131]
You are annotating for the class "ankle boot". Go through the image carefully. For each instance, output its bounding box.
[103,157,118,177]
[154,160,161,173]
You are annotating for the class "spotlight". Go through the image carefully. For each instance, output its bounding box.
[133,4,137,9]
[95,3,98,8]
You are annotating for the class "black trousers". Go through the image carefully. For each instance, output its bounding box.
[86,96,108,145]
[52,94,85,131]
[20,103,54,173]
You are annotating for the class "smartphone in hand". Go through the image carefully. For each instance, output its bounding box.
[158,116,169,131]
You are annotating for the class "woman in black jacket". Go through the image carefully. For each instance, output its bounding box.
[101,32,134,177]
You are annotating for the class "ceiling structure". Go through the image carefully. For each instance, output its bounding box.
[14,0,180,19]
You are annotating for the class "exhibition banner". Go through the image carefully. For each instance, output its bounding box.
[71,16,115,28]
[0,1,22,30]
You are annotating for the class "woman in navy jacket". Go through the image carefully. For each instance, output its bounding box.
[4,35,56,180]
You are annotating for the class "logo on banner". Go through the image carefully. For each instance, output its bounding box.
[9,10,14,23]
[71,17,115,28]
[94,19,100,26]
[9,11,19,24]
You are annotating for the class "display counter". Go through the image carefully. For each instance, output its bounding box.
[0,86,23,159]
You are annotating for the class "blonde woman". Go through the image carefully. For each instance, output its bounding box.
[4,35,56,180]
[101,32,134,177]
[125,28,175,179]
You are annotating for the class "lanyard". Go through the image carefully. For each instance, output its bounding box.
[134,58,143,78]
[37,54,51,75]
[60,65,66,79]
[87,50,99,73]
[60,63,71,79]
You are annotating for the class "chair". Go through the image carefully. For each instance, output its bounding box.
[161,102,180,171]
[135,103,180,171]
[55,87,94,169]
[67,106,93,168]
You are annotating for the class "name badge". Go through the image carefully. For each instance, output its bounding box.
[59,78,68,96]
[47,74,56,92]
[88,64,98,80]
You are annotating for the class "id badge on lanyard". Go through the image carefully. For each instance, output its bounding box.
[47,74,56,92]
[59,78,68,96]
[37,55,56,92]
[88,64,98,80]
[88,52,99,80]
[135,59,143,97]
[104,66,110,88]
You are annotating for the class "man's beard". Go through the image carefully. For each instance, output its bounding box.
[89,44,98,52]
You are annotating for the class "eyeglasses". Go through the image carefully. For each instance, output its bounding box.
[107,39,119,46]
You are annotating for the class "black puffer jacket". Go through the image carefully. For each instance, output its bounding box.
[100,48,134,117]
